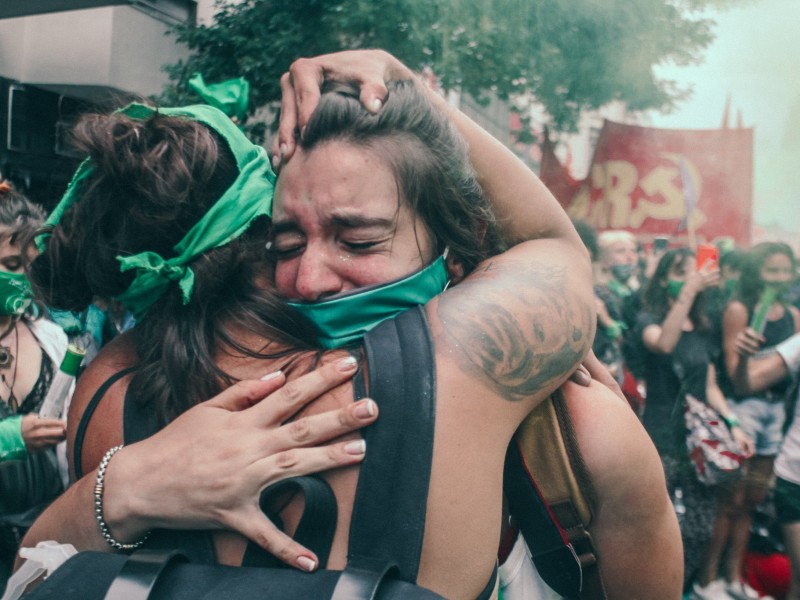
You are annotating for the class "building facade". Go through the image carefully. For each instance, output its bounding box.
[0,0,205,207]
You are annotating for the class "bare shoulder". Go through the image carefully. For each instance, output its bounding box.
[560,381,683,598]
[432,239,594,405]
[67,333,138,479]
[723,300,748,329]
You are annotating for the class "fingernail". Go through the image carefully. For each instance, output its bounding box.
[337,356,358,371]
[271,153,281,171]
[353,399,375,419]
[299,126,306,140]
[260,370,283,381]
[370,98,383,113]
[296,556,316,572]
[279,143,288,158]
[344,439,367,455]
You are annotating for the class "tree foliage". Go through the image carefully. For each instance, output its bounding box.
[160,0,742,133]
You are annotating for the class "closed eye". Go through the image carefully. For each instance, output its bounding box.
[343,241,380,252]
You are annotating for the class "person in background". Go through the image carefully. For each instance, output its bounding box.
[731,329,800,599]
[0,182,69,588]
[47,303,106,366]
[633,247,754,598]
[594,229,646,414]
[596,230,641,300]
[720,242,799,600]
[573,220,628,389]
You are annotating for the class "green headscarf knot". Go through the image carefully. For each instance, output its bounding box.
[117,251,195,307]
[42,102,275,320]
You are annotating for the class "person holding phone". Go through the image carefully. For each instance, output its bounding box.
[633,248,751,595]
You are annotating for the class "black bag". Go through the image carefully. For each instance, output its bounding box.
[0,448,63,558]
[23,308,480,599]
[24,549,443,599]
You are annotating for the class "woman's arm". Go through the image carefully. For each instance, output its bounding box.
[424,92,594,414]
[18,355,378,572]
[705,363,754,457]
[563,380,683,598]
[723,300,752,394]
[732,326,800,395]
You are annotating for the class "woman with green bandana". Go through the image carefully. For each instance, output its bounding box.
[25,104,379,575]
[632,247,755,598]
[0,182,70,586]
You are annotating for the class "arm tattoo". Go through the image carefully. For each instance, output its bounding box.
[437,260,591,402]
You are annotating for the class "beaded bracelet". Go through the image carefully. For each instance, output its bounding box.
[94,444,150,551]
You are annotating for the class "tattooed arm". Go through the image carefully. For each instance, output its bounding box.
[428,95,594,410]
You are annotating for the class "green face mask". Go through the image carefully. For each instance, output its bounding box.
[666,279,685,299]
[289,251,450,349]
[0,272,32,316]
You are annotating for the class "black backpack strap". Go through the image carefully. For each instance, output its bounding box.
[73,366,138,480]
[103,549,188,600]
[342,306,436,584]
[242,475,338,568]
[121,382,217,564]
[504,391,608,600]
[504,438,583,598]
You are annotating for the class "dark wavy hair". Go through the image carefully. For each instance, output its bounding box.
[735,242,797,312]
[642,247,708,329]
[0,182,46,245]
[30,111,320,422]
[298,80,504,274]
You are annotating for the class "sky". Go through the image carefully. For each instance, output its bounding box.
[646,0,800,236]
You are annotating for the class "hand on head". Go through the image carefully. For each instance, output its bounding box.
[272,50,414,170]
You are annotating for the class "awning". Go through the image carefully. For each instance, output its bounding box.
[29,83,140,108]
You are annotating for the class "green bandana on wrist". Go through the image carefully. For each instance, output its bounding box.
[41,103,275,320]
[667,279,686,299]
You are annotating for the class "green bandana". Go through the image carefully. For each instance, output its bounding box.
[289,251,450,349]
[188,73,250,122]
[42,103,275,320]
[0,271,32,316]
[666,279,685,299]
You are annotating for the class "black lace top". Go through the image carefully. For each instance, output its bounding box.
[0,346,54,419]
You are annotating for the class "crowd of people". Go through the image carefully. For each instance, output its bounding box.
[578,224,800,600]
[0,48,795,600]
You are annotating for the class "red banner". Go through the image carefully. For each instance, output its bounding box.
[556,120,753,246]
